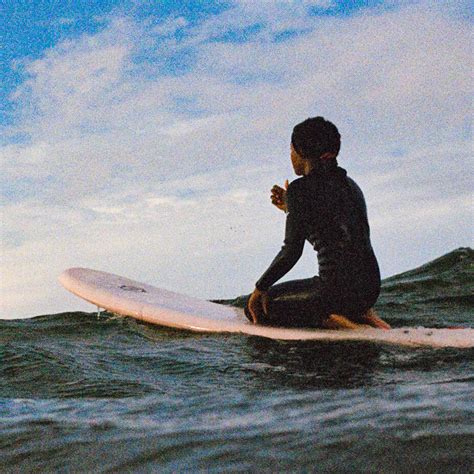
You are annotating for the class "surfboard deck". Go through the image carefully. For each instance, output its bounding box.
[59,268,473,348]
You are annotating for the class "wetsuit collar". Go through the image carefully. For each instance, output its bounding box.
[306,161,345,178]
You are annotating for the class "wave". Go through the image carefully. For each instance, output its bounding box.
[214,247,474,311]
[1,249,472,473]
[383,247,473,282]
[2,311,474,400]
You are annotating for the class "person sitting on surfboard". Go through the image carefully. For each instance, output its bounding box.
[246,116,390,330]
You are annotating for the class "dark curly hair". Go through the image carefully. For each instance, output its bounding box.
[291,116,341,161]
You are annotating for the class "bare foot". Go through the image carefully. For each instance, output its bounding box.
[322,314,371,330]
[358,308,391,330]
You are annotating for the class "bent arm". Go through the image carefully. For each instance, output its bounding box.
[255,186,305,291]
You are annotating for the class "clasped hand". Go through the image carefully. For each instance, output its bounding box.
[271,179,289,212]
[248,288,269,324]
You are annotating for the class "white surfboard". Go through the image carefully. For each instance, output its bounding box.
[59,268,473,348]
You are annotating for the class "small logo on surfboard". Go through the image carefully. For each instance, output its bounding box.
[119,285,147,293]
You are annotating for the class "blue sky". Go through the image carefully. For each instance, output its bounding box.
[2,0,218,124]
[1,0,472,317]
[0,0,421,126]
[2,0,469,127]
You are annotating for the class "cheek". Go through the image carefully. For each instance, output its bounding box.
[291,152,298,168]
[292,159,303,175]
[290,149,304,174]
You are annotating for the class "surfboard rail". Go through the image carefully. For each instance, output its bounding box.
[59,268,474,348]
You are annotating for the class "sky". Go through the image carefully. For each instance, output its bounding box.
[1,0,472,319]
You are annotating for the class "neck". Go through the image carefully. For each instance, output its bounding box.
[303,161,314,175]
[304,159,338,176]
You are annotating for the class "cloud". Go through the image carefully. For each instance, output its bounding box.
[1,1,472,318]
[1,164,283,317]
[152,16,189,37]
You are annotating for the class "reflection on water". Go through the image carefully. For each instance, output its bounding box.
[1,312,473,473]
[241,337,382,390]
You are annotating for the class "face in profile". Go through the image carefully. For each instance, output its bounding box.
[290,143,305,176]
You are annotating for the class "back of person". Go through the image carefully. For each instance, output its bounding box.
[292,165,381,316]
[246,116,387,329]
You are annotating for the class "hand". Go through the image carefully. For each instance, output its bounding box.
[271,180,289,212]
[248,288,269,324]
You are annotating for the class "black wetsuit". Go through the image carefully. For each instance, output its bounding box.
[247,164,381,327]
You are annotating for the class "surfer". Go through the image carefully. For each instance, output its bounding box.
[246,117,390,330]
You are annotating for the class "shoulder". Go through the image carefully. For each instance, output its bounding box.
[345,174,367,203]
[345,174,362,192]
[286,177,306,202]
[287,177,306,196]
[286,177,307,212]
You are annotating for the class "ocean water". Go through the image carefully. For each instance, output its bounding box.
[1,248,473,473]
